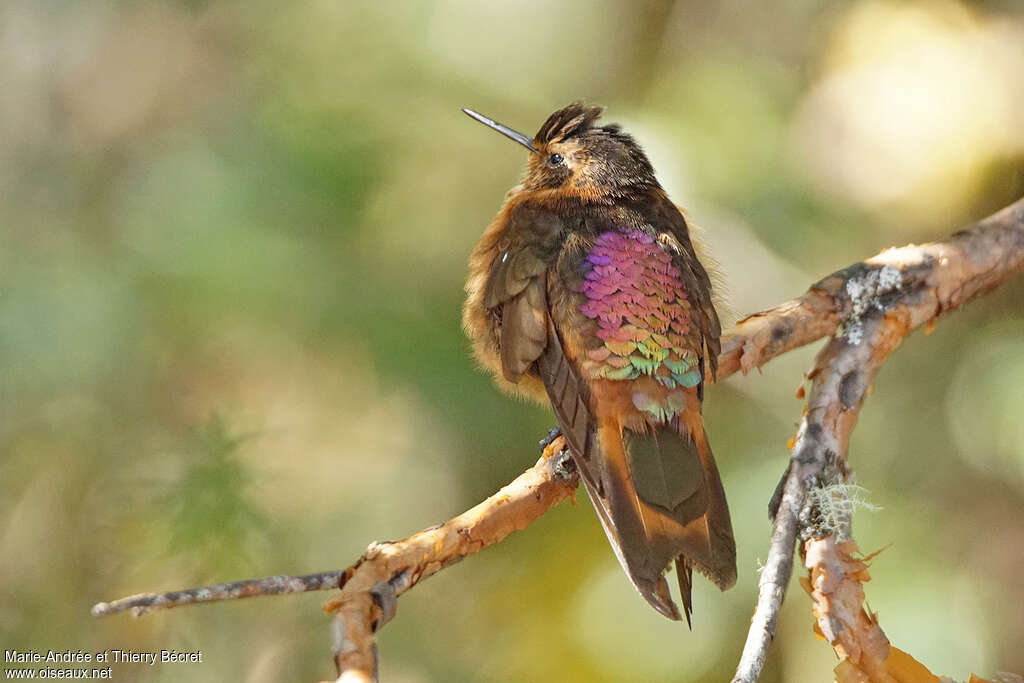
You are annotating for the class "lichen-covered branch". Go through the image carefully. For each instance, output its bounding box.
[717,197,1024,381]
[732,310,899,683]
[732,196,1024,683]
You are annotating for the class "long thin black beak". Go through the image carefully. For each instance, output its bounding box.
[462,108,539,153]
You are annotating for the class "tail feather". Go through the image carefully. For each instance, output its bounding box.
[583,415,736,621]
[676,557,694,629]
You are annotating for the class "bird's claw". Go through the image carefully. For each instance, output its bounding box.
[539,426,562,451]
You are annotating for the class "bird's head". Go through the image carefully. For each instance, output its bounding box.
[463,102,659,200]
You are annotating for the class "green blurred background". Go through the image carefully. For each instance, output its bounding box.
[2,0,1023,681]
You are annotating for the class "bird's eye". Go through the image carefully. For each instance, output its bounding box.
[548,153,564,166]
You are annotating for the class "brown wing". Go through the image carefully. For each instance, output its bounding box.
[477,204,565,384]
[535,318,656,600]
[536,312,698,621]
[485,250,548,383]
[482,217,657,608]
[536,317,596,466]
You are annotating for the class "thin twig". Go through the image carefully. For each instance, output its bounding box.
[732,463,808,682]
[90,572,345,618]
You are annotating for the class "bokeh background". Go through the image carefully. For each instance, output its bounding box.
[2,1,1023,681]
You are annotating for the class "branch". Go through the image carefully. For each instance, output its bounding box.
[732,197,1024,682]
[90,196,1024,683]
[720,198,1024,379]
[803,537,903,683]
[89,443,577,621]
[323,443,578,681]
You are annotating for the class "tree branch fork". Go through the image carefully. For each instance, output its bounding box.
[92,198,1024,683]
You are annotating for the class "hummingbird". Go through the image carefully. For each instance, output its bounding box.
[462,102,736,623]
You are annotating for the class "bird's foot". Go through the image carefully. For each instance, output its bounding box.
[539,426,561,451]
[540,426,573,479]
[552,449,576,482]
